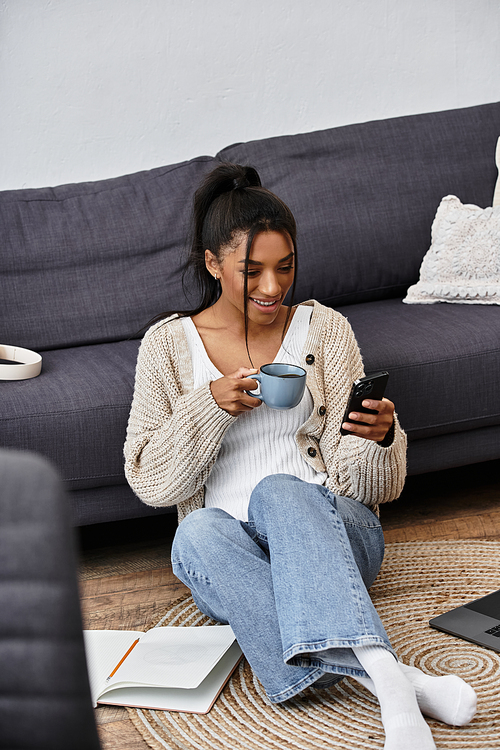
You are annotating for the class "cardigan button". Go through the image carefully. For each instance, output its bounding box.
[307,447,317,458]
[318,405,326,416]
[305,354,315,365]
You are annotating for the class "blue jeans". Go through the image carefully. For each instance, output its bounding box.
[171,474,395,703]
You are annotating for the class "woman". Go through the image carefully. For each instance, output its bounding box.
[124,163,476,750]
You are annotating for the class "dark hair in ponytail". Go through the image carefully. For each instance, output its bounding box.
[146,163,298,362]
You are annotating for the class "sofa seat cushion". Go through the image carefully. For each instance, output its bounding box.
[336,298,500,441]
[1,340,140,490]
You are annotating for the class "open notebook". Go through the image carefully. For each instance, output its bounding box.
[83,625,242,714]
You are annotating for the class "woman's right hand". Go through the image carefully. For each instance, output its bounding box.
[210,368,263,416]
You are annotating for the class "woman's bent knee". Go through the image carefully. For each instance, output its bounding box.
[250,473,303,509]
[249,474,325,520]
[254,473,300,494]
[172,506,241,562]
[177,506,233,537]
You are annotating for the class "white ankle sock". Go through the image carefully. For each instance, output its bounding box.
[353,645,436,750]
[398,662,477,725]
[354,661,477,726]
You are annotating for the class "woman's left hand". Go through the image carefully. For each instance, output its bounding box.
[341,397,395,443]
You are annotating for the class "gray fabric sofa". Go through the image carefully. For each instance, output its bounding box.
[1,102,499,525]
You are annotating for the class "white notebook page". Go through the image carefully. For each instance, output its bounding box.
[83,625,237,703]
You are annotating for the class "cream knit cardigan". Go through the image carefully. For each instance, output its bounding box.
[124,300,407,523]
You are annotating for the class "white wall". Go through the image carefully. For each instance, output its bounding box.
[1,0,499,190]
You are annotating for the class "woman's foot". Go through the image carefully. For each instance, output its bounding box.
[398,662,477,725]
[353,646,436,750]
[354,661,477,726]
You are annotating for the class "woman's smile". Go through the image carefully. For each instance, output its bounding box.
[249,295,282,312]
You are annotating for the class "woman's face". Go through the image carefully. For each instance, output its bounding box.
[206,231,295,326]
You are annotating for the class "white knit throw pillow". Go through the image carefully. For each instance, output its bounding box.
[403,195,500,305]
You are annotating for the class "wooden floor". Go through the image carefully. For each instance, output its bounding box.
[78,458,500,750]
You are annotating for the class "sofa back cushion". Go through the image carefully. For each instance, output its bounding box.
[0,157,217,350]
[218,102,500,308]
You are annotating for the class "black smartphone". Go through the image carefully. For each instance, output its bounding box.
[340,371,389,436]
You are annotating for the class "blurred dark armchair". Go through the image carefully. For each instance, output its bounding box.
[0,450,100,750]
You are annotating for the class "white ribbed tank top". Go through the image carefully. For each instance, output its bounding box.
[181,306,326,521]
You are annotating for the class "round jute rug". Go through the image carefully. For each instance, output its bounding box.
[127,540,500,750]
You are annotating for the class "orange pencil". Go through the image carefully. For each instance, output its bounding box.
[106,638,140,682]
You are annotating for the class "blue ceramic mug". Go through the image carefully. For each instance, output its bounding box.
[247,363,307,410]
